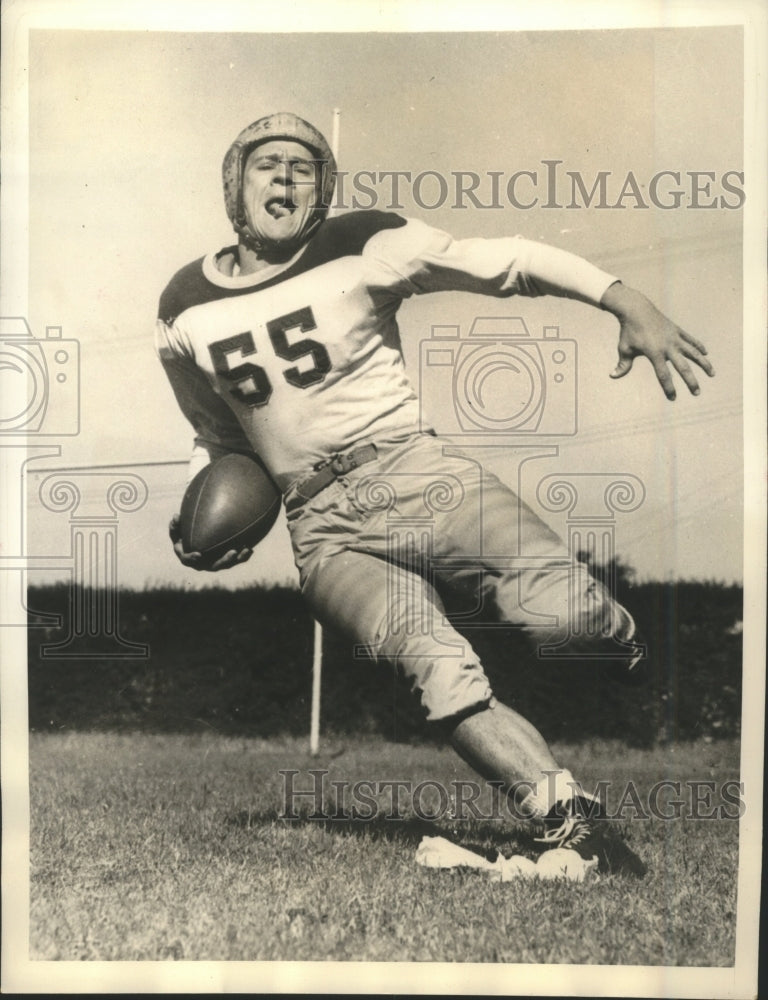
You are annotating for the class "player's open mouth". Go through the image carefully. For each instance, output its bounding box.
[265,197,296,219]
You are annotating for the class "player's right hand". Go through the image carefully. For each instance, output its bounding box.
[168,515,253,572]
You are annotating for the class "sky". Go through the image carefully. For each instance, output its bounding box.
[6,21,750,588]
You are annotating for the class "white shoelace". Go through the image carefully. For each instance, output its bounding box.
[533,798,598,846]
[534,813,580,845]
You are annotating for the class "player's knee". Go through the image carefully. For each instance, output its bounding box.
[569,586,635,643]
[415,660,494,723]
[537,581,639,658]
[375,628,494,722]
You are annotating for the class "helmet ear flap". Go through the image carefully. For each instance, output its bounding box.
[316,159,336,214]
[222,141,248,234]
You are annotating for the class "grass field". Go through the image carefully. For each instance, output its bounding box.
[29,732,740,965]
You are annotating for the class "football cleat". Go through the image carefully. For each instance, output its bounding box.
[534,794,647,878]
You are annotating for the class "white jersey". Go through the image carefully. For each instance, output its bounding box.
[156,212,617,491]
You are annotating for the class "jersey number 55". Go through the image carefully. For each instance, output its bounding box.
[208,306,331,407]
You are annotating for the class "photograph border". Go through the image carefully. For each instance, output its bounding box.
[1,1,765,995]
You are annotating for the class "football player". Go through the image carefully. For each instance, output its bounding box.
[156,113,714,877]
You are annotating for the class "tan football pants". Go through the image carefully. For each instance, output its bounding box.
[285,432,637,721]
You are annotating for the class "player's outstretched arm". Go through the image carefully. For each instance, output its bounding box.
[600,282,715,400]
[380,225,714,401]
[168,515,253,572]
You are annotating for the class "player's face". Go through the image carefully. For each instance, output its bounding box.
[242,140,320,248]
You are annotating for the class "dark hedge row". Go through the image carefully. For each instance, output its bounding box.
[27,570,742,747]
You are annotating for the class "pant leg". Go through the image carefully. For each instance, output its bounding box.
[415,445,639,659]
[301,547,493,721]
[286,472,493,722]
[333,434,638,660]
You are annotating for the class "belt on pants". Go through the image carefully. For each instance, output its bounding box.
[294,443,379,502]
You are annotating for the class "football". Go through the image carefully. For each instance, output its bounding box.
[179,453,281,564]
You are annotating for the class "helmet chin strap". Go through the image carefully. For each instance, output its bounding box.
[237,211,324,260]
